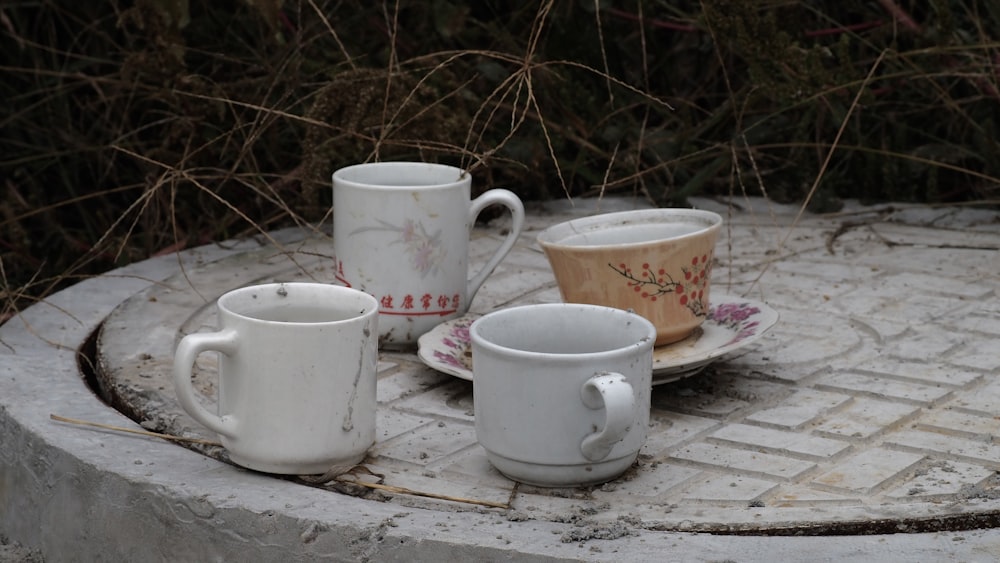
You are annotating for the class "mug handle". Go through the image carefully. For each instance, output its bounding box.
[466,188,525,305]
[579,372,636,461]
[173,329,240,439]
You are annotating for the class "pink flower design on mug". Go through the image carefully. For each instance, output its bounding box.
[350,219,445,277]
[413,240,441,275]
[399,219,419,243]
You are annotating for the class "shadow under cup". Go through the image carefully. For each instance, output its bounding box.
[536,208,723,347]
[470,304,656,487]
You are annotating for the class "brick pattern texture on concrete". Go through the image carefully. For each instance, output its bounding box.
[96,197,1000,534]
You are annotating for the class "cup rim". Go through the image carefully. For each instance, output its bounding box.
[332,161,470,190]
[470,303,656,359]
[536,208,722,250]
[217,282,379,325]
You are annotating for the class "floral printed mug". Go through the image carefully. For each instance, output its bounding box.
[537,208,722,346]
[333,162,524,349]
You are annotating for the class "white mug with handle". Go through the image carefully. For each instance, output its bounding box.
[470,303,656,487]
[173,282,379,475]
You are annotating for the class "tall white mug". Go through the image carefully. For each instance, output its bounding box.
[173,282,379,475]
[333,162,525,349]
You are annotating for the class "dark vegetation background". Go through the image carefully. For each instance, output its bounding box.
[2,0,999,314]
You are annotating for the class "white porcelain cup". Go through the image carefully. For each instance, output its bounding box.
[333,162,525,349]
[470,303,656,487]
[173,282,379,475]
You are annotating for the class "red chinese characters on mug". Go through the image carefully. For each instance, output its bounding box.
[379,292,460,316]
[335,259,460,317]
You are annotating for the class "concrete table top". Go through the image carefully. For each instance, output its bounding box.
[3,196,1000,561]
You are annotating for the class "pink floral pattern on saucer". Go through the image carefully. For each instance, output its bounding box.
[650,295,777,384]
[417,295,778,385]
[708,301,762,347]
[418,315,477,380]
[432,316,475,373]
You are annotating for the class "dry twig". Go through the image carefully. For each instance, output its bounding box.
[50,413,511,510]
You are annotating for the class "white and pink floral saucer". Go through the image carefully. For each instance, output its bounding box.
[416,295,778,386]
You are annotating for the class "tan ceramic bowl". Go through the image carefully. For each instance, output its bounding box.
[537,209,722,346]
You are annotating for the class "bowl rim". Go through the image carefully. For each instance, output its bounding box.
[536,208,722,249]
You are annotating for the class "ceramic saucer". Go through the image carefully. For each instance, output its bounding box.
[416,295,778,385]
[648,295,778,384]
[417,314,477,381]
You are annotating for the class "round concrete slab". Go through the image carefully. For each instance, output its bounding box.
[3,198,1000,561]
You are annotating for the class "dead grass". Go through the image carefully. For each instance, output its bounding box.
[2,0,999,317]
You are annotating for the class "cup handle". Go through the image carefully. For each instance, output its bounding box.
[466,188,525,306]
[579,372,635,462]
[172,329,240,439]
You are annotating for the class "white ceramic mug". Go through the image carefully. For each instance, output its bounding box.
[333,162,525,349]
[173,282,379,475]
[470,303,656,487]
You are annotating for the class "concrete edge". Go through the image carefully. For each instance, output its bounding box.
[3,221,1000,562]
